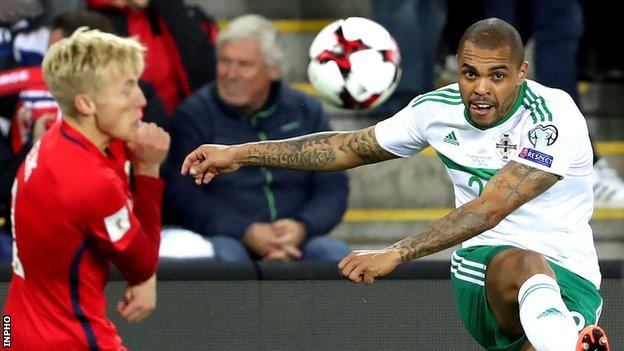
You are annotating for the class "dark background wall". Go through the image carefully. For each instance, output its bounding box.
[1,261,622,350]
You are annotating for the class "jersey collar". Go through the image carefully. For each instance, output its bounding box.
[463,81,527,130]
[60,120,119,162]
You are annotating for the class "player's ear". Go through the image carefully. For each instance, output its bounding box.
[74,93,96,115]
[517,61,529,85]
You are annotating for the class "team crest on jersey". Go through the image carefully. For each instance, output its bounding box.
[528,124,558,148]
[495,133,517,160]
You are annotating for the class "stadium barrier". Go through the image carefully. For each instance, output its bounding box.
[1,260,622,350]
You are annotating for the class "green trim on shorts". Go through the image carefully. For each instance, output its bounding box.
[450,245,603,351]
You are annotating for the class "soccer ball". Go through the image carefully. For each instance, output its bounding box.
[307,17,401,110]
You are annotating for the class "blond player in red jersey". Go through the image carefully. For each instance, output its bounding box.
[3,28,169,350]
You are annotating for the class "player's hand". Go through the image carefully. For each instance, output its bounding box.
[127,122,170,177]
[117,274,157,323]
[181,144,242,185]
[338,249,402,284]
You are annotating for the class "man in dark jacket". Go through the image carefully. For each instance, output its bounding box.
[165,14,350,261]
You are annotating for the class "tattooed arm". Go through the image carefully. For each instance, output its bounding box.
[181,126,398,184]
[338,161,560,283]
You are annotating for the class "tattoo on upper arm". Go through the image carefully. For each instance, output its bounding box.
[488,161,560,205]
[338,126,397,164]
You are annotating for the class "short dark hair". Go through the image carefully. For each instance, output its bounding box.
[52,10,116,36]
[458,18,524,66]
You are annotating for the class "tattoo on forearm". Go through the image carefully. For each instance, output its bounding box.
[245,127,395,170]
[247,133,340,169]
[391,207,490,262]
[391,161,559,263]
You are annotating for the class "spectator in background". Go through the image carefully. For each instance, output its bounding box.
[0,0,47,70]
[88,0,218,115]
[370,0,447,117]
[165,14,351,262]
[3,28,169,349]
[481,0,624,207]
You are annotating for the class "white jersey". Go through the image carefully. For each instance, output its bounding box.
[375,80,601,288]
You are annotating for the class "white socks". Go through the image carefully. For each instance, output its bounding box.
[518,274,577,351]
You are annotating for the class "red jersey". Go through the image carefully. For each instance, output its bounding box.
[3,120,163,350]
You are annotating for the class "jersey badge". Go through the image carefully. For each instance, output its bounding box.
[495,133,517,160]
[104,206,131,243]
[528,124,558,148]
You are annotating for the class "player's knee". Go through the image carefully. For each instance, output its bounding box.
[487,249,554,300]
[513,250,553,279]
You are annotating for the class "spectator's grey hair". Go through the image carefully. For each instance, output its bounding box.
[217,14,283,68]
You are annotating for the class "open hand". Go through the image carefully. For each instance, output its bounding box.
[181,144,241,185]
[338,249,402,284]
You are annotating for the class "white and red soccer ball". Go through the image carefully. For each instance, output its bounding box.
[307,17,401,110]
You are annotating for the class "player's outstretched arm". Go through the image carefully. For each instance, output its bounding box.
[181,126,398,184]
[338,161,560,283]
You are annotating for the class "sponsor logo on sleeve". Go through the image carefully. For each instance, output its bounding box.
[104,206,131,243]
[528,124,558,148]
[519,147,553,168]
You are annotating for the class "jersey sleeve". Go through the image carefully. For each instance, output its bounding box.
[374,100,430,157]
[510,94,589,178]
[85,175,140,253]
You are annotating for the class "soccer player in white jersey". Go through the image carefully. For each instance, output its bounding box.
[180,18,609,351]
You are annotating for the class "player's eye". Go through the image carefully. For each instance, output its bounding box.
[463,71,476,79]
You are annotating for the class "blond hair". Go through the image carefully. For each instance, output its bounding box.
[42,27,145,115]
